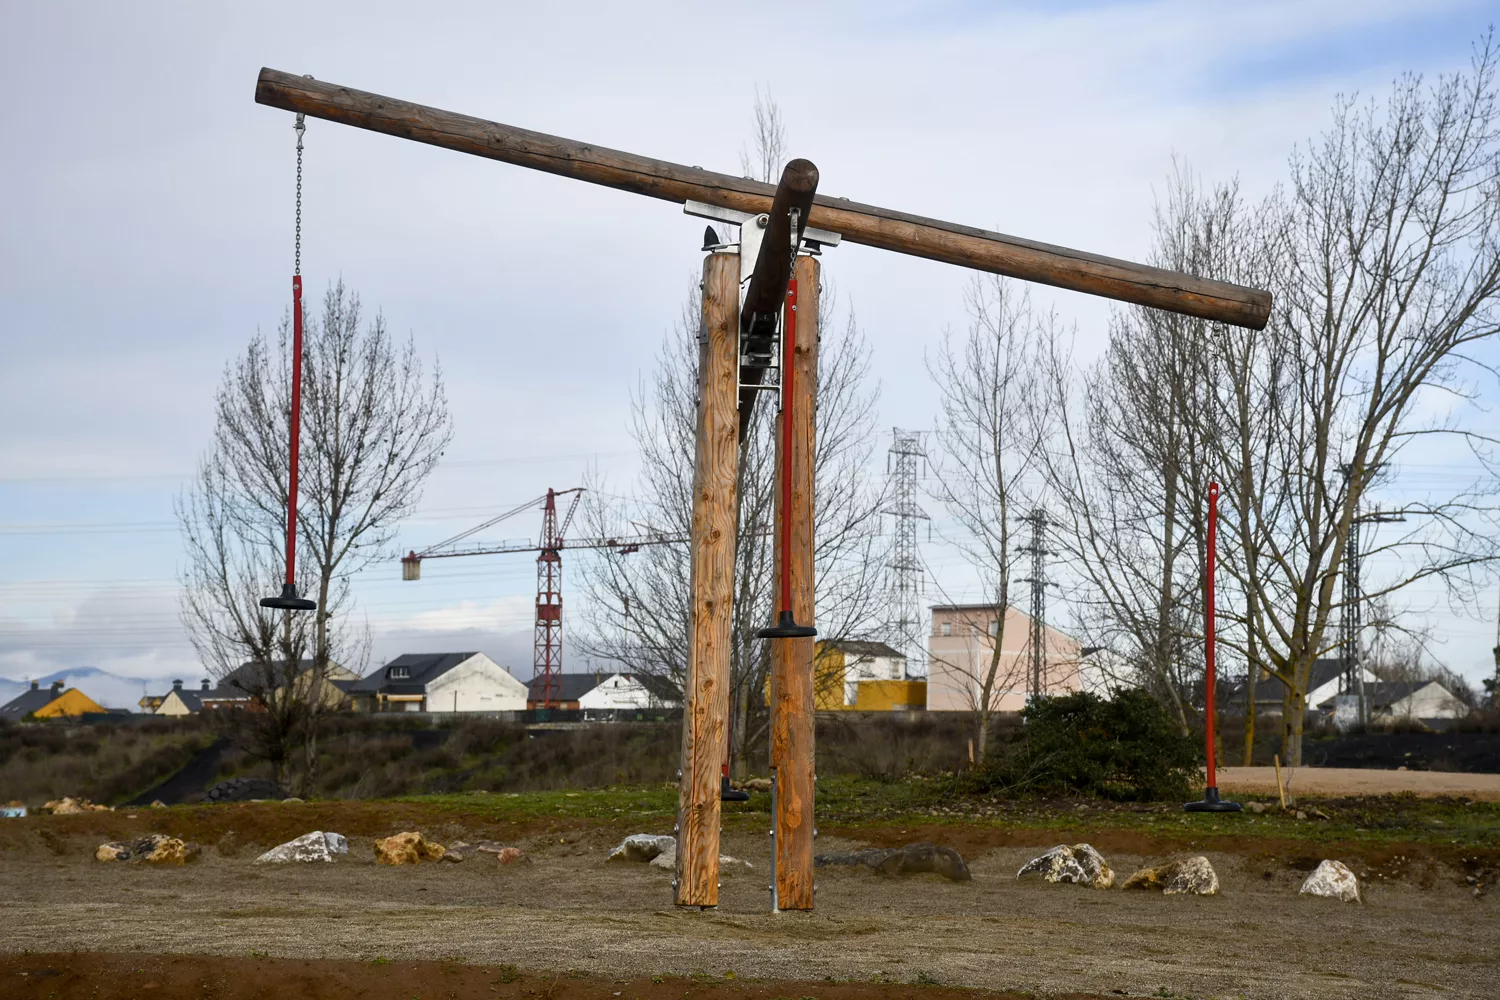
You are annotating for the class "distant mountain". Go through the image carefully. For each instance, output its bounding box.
[0,667,187,712]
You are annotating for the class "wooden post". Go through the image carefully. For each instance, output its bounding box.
[674,251,740,907]
[770,254,819,911]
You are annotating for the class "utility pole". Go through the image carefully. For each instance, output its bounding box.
[882,429,929,677]
[1338,461,1403,724]
[1019,508,1051,699]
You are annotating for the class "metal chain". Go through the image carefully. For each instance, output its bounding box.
[294,113,305,276]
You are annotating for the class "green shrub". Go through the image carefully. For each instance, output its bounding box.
[981,690,1199,801]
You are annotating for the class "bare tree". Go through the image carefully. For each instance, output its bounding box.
[178,281,452,788]
[1208,44,1500,765]
[579,90,886,771]
[578,281,885,767]
[1039,171,1240,736]
[925,276,1051,760]
[740,85,786,186]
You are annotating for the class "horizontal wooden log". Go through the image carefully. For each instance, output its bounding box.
[255,68,1271,329]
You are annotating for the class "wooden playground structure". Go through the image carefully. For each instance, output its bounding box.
[253,67,1271,912]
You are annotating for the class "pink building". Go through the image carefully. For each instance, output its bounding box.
[925,604,1084,713]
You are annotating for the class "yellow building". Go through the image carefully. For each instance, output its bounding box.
[1,680,106,720]
[813,641,926,711]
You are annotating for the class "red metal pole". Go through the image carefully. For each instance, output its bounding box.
[1185,480,1238,812]
[1205,480,1218,789]
[284,274,305,587]
[777,278,797,617]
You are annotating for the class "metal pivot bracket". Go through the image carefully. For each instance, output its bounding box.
[684,200,842,255]
[685,199,841,397]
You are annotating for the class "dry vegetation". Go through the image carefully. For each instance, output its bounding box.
[0,714,979,807]
[0,718,214,806]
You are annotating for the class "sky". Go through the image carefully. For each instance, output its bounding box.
[1,0,1497,706]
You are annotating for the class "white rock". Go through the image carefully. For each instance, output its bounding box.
[1016,843,1114,889]
[1123,855,1219,895]
[645,843,751,872]
[255,830,348,864]
[1299,860,1361,903]
[608,833,676,863]
[1162,856,1218,895]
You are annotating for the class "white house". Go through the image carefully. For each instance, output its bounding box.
[1372,680,1470,723]
[350,652,527,712]
[1308,666,1378,712]
[577,672,681,711]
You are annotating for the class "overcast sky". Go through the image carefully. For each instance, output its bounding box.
[2,1,1497,705]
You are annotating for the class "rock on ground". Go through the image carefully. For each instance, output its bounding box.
[445,841,530,865]
[94,834,198,864]
[742,777,773,793]
[815,843,971,882]
[200,778,287,805]
[1122,855,1219,895]
[374,831,445,865]
[1016,844,1115,889]
[1299,860,1361,902]
[46,797,112,815]
[607,834,676,863]
[645,843,752,873]
[255,831,349,864]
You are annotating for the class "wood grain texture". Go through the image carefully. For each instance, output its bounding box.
[255,69,1271,330]
[673,252,740,908]
[770,256,819,911]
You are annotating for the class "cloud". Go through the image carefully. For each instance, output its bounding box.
[1,2,1495,683]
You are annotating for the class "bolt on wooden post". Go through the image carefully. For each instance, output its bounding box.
[674,250,740,907]
[770,253,819,910]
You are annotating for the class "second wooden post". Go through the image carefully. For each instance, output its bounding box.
[770,254,819,910]
[674,249,740,908]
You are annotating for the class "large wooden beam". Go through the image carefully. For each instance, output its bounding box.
[255,69,1271,329]
[769,255,819,911]
[674,251,740,908]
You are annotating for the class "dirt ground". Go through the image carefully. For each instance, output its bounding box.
[1216,766,1500,801]
[1,812,1497,1000]
[0,953,1110,1000]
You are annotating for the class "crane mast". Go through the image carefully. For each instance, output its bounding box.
[400,487,685,708]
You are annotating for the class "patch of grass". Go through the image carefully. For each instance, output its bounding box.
[400,776,1500,849]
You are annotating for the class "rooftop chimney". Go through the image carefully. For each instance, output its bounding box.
[50,680,64,694]
[30,680,38,690]
[172,679,183,690]
[202,678,210,691]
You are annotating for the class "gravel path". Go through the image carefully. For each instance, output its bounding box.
[1216,766,1500,801]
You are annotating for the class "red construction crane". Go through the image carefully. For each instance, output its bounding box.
[400,487,685,708]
